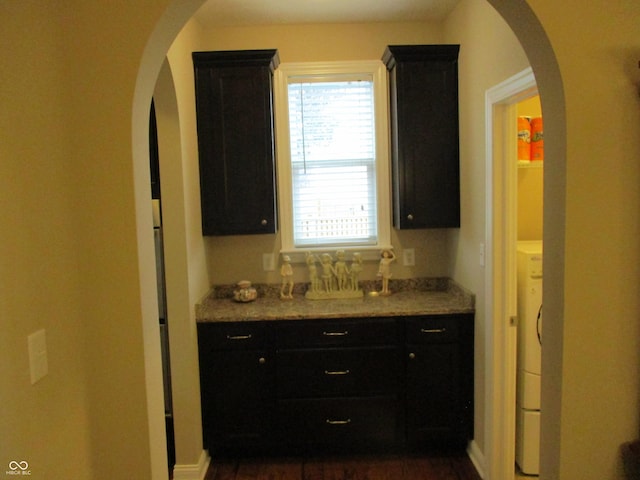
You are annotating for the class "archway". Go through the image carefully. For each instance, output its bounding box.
[131,2,566,479]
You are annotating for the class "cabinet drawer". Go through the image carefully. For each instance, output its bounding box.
[276,318,398,348]
[405,316,462,344]
[198,322,267,351]
[276,346,400,398]
[277,396,399,450]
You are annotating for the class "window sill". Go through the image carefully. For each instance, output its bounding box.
[280,245,394,264]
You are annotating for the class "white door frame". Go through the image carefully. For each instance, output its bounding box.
[484,68,538,480]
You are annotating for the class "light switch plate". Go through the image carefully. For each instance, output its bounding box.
[28,329,48,385]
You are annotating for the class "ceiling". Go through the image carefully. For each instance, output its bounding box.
[193,0,461,27]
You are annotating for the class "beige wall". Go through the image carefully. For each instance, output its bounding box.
[2,1,640,480]
[0,2,94,478]
[1,1,204,479]
[518,166,544,240]
[2,1,151,478]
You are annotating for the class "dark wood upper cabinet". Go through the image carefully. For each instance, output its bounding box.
[383,45,460,229]
[193,49,280,236]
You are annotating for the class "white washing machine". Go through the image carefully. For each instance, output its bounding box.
[515,240,543,475]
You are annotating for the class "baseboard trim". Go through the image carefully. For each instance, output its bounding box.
[467,440,486,479]
[172,450,210,480]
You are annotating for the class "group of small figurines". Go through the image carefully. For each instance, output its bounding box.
[279,249,396,300]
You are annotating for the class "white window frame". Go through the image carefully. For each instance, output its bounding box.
[274,60,392,262]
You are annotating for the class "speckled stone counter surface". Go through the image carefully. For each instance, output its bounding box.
[196,277,475,323]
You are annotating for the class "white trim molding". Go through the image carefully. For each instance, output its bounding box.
[484,67,537,480]
[273,60,391,259]
[467,439,487,479]
[172,450,211,480]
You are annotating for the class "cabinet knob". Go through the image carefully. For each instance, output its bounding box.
[258,357,266,364]
[407,214,414,221]
[408,352,416,360]
[261,219,268,226]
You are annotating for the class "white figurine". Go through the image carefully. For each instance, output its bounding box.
[377,249,396,295]
[305,250,364,300]
[305,252,321,293]
[350,252,363,291]
[320,253,334,293]
[280,255,294,299]
[334,250,350,291]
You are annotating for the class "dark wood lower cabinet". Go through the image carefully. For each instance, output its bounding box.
[197,322,275,452]
[197,314,473,456]
[201,349,273,448]
[405,316,474,449]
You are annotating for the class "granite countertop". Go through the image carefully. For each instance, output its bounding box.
[196,277,475,323]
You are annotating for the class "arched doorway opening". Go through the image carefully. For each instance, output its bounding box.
[131,2,566,479]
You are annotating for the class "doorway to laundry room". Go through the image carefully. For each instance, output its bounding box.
[484,67,544,480]
[514,94,543,479]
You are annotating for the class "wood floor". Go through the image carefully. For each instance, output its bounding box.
[203,453,483,480]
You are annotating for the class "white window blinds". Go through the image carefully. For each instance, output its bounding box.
[287,79,377,247]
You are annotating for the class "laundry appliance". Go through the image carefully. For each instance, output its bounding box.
[515,240,543,475]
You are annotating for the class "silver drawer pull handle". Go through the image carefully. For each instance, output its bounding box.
[326,418,351,425]
[322,331,349,336]
[420,328,446,334]
[324,369,350,376]
[226,334,252,340]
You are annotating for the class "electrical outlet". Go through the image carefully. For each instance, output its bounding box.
[402,248,415,266]
[262,253,276,271]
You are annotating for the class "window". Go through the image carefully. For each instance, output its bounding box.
[274,61,391,259]
[288,80,376,246]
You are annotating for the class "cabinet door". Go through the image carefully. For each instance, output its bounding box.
[197,321,274,451]
[193,50,279,235]
[384,45,460,229]
[200,349,273,450]
[404,314,474,448]
[406,343,463,446]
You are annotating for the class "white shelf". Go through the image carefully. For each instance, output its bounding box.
[518,160,544,169]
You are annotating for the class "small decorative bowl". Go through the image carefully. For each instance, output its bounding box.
[233,280,257,303]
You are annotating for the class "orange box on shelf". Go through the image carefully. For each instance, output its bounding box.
[517,116,531,161]
[530,117,544,161]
